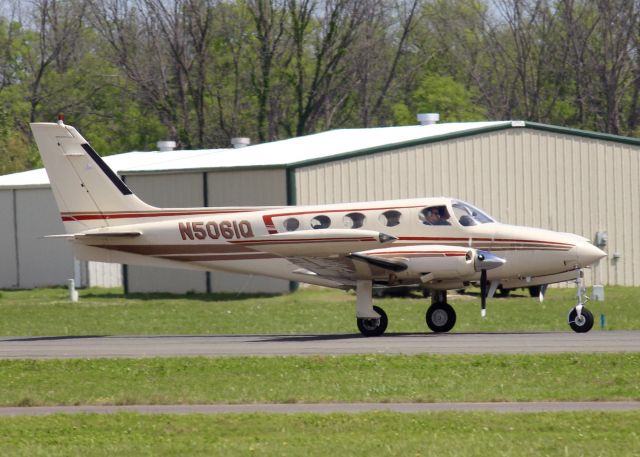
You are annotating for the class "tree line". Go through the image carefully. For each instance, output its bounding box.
[1,0,639,175]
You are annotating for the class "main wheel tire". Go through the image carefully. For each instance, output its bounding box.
[568,307,594,333]
[357,305,388,337]
[426,303,456,333]
[498,286,511,297]
[528,285,542,297]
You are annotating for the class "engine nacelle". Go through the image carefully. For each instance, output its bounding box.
[360,245,478,280]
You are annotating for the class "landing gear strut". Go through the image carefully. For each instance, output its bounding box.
[426,290,456,333]
[568,271,594,333]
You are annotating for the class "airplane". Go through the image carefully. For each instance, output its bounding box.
[30,119,607,337]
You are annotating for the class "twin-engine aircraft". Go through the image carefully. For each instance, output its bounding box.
[31,121,606,336]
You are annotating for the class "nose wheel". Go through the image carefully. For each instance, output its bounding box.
[568,306,594,333]
[568,270,594,333]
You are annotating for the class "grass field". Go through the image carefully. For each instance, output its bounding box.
[0,285,638,336]
[1,412,640,457]
[1,286,639,456]
[1,353,639,406]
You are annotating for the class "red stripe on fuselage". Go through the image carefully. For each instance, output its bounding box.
[61,209,262,222]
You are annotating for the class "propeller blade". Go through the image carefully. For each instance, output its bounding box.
[480,269,487,317]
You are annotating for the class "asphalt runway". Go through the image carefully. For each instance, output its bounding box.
[1,401,640,416]
[1,331,639,359]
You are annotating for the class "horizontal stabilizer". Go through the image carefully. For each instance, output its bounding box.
[45,231,142,240]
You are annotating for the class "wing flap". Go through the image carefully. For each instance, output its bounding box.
[349,252,408,272]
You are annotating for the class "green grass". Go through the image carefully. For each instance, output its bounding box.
[1,353,639,406]
[1,412,639,456]
[0,285,638,336]
[1,288,639,455]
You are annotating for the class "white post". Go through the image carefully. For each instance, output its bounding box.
[68,279,79,302]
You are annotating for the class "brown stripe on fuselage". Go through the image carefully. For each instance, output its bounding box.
[230,237,376,246]
[91,244,259,255]
[157,253,280,262]
[399,236,574,246]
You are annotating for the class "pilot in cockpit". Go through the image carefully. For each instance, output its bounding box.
[422,206,451,225]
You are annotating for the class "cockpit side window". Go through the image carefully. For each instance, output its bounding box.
[452,201,495,225]
[419,206,451,226]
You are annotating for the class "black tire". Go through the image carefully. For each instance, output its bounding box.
[528,285,542,297]
[568,307,594,333]
[357,305,388,337]
[426,303,456,333]
[497,286,511,297]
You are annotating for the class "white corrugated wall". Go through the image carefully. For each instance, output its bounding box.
[294,127,639,286]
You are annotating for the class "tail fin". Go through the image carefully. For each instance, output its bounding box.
[30,121,157,233]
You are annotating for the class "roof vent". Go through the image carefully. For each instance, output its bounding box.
[417,113,439,125]
[231,137,251,148]
[157,140,176,152]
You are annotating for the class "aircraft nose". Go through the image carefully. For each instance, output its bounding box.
[572,241,607,267]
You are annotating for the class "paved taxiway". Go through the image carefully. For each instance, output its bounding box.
[1,331,639,359]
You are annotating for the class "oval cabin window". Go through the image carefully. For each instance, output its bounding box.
[310,215,331,229]
[343,212,366,229]
[378,210,402,227]
[283,217,300,231]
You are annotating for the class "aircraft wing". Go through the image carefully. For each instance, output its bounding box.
[230,229,397,256]
[285,244,503,286]
[287,254,403,286]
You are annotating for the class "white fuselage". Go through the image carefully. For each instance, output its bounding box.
[70,197,604,290]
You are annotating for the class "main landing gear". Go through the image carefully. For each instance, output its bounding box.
[355,281,457,337]
[355,280,389,336]
[425,290,456,333]
[568,271,594,333]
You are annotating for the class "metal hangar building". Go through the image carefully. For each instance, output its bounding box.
[0,120,638,292]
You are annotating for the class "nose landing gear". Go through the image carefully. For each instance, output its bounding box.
[568,271,594,333]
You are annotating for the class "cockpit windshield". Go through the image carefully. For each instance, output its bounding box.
[451,200,496,226]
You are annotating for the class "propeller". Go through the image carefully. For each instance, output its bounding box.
[474,250,506,318]
[480,269,488,317]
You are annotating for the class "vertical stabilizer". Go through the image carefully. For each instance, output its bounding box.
[30,122,157,232]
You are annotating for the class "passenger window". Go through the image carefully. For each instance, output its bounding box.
[343,212,366,229]
[310,215,331,229]
[378,210,402,227]
[419,206,451,226]
[283,218,300,231]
